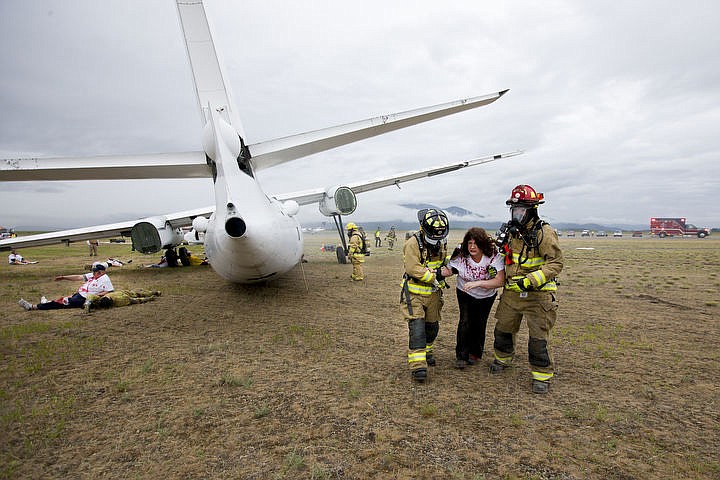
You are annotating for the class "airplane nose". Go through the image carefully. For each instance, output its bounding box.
[225,217,246,238]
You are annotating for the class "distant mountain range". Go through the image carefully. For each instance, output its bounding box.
[391,204,649,231]
[309,204,720,232]
[12,205,715,236]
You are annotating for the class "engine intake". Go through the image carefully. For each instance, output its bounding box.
[130,217,183,254]
[319,186,357,216]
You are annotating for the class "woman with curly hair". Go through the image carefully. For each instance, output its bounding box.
[442,227,505,369]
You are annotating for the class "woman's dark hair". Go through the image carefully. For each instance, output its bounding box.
[460,227,496,258]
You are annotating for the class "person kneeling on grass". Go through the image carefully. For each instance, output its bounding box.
[83,289,161,313]
[18,263,113,311]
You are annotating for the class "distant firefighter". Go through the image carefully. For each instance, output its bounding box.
[374,227,382,247]
[385,226,397,250]
[346,222,366,281]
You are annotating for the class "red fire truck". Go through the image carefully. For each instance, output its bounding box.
[650,218,710,238]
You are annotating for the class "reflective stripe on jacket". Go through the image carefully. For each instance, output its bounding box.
[401,235,448,296]
[348,232,364,258]
[502,221,563,291]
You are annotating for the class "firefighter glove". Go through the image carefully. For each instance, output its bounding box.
[435,268,445,281]
[516,277,533,291]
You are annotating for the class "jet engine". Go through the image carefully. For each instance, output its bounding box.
[130,216,184,254]
[192,216,209,233]
[318,186,357,217]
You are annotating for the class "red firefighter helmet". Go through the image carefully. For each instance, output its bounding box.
[506,184,545,206]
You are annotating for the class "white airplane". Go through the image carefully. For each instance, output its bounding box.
[0,1,521,283]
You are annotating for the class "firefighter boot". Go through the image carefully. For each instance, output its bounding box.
[412,368,427,383]
[425,321,439,366]
[426,354,436,366]
[491,328,514,374]
[532,380,549,394]
[489,360,508,374]
[408,318,428,382]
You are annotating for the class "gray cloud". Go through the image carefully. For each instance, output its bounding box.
[1,0,719,230]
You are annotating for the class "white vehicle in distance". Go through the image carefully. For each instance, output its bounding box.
[613,230,623,237]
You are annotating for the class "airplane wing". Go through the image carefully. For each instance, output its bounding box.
[248,91,509,172]
[0,152,210,182]
[273,150,523,206]
[0,92,507,182]
[0,206,214,251]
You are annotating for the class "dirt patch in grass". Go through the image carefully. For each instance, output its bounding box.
[1,235,719,479]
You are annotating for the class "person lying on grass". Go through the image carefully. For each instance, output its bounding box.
[18,263,113,311]
[82,289,161,313]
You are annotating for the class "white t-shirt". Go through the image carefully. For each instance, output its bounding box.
[78,272,114,298]
[449,253,505,299]
[8,253,23,264]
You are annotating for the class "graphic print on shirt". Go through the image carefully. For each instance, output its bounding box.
[460,253,500,281]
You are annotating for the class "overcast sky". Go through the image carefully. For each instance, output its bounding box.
[1,0,719,230]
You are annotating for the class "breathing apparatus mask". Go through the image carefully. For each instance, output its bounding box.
[510,204,537,227]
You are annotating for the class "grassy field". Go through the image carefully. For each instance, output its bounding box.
[1,233,719,479]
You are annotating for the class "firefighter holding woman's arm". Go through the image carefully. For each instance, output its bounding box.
[400,209,450,383]
[490,185,564,394]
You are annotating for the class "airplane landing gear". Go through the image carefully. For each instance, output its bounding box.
[331,214,348,264]
[336,245,347,264]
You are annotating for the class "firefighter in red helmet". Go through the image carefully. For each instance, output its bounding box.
[491,185,564,394]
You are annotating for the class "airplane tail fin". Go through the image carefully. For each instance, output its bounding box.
[175,0,246,139]
[175,2,509,176]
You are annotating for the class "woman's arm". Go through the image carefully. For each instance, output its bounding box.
[55,274,85,282]
[462,269,506,291]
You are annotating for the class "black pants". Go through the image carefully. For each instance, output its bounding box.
[455,289,496,361]
[37,292,85,310]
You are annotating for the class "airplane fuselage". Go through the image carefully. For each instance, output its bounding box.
[204,207,303,283]
[201,103,304,283]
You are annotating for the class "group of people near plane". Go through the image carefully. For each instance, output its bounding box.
[17,262,162,313]
[13,184,562,394]
[8,249,37,265]
[145,247,209,268]
[347,184,563,394]
[15,246,206,313]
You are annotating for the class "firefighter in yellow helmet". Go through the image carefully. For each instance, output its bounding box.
[491,185,563,394]
[400,209,450,383]
[346,222,365,281]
